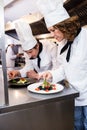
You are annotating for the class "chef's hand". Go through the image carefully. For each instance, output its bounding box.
[38,71,52,81]
[27,70,39,80]
[8,70,20,79]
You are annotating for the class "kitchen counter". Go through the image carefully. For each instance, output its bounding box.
[0,80,79,130]
[0,85,78,113]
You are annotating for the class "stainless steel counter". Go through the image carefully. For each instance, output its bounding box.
[0,67,79,130]
[0,86,79,113]
[0,83,79,130]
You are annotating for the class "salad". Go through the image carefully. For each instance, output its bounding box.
[35,79,56,92]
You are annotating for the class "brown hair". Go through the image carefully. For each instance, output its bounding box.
[53,16,81,41]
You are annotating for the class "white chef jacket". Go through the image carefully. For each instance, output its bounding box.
[6,45,17,69]
[51,26,87,106]
[19,40,58,77]
[6,45,23,70]
[57,39,68,67]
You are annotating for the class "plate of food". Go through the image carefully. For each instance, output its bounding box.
[8,77,37,88]
[27,79,64,94]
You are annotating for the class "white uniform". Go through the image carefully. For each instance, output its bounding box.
[51,26,87,106]
[6,45,22,69]
[19,40,58,77]
[57,39,68,67]
[6,45,17,69]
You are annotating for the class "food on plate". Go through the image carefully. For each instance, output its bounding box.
[35,79,56,92]
[11,78,27,84]
[17,78,27,84]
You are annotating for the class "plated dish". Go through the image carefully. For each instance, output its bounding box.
[27,81,64,94]
[8,77,37,87]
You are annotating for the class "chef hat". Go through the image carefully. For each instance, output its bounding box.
[37,0,70,28]
[15,20,37,51]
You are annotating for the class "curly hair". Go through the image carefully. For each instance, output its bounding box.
[53,16,81,41]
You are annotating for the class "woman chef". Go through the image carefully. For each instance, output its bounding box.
[37,0,87,129]
[8,20,58,79]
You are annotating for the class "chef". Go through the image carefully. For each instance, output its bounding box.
[6,37,23,69]
[37,0,70,67]
[37,0,87,129]
[8,20,58,79]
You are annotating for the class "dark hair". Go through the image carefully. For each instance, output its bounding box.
[53,16,81,41]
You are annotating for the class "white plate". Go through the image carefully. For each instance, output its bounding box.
[27,82,64,94]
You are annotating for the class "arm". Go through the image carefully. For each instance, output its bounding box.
[39,65,65,83]
[50,44,58,69]
[19,52,34,77]
[51,65,65,83]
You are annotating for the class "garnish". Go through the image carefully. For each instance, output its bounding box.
[35,79,56,92]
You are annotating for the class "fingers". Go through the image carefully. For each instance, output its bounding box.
[8,70,19,79]
[43,73,51,80]
[26,71,30,78]
[27,70,38,79]
[8,71,14,79]
[38,72,52,81]
[26,70,32,77]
